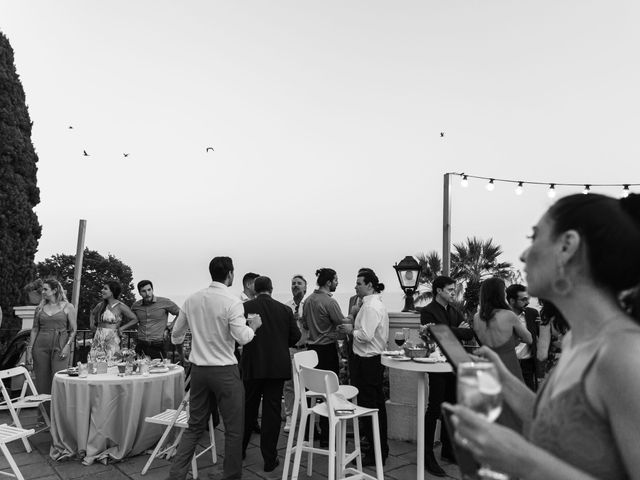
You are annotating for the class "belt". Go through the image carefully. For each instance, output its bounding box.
[293,344,307,350]
[96,323,118,330]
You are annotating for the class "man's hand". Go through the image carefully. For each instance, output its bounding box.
[247,314,262,331]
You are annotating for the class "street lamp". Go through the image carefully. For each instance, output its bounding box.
[393,255,422,312]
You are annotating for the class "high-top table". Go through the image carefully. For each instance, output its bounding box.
[50,366,184,465]
[382,356,452,480]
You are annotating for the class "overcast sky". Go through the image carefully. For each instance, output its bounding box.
[2,1,639,306]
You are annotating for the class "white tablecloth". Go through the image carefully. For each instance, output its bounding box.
[49,367,184,464]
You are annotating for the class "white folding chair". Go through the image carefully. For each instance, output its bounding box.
[282,350,359,480]
[141,390,217,478]
[293,366,383,480]
[0,366,50,453]
[0,424,35,480]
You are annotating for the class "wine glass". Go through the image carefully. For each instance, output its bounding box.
[393,331,405,349]
[402,327,410,344]
[457,362,509,480]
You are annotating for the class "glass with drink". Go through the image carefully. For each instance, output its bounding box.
[457,362,509,479]
[394,331,405,348]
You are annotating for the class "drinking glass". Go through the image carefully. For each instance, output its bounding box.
[457,362,509,480]
[401,327,410,343]
[393,331,405,348]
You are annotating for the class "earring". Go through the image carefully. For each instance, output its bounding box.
[553,262,573,296]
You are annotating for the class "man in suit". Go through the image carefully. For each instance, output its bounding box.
[242,276,301,472]
[420,276,474,477]
[506,283,539,391]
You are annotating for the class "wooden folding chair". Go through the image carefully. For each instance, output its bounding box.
[0,367,50,453]
[0,424,35,480]
[141,390,217,478]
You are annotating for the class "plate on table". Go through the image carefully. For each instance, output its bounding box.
[66,368,79,377]
[381,350,404,356]
[149,366,169,374]
[389,355,411,362]
[412,357,438,363]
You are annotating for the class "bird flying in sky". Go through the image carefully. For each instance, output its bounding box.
[68,126,73,129]
[206,147,214,152]
[83,150,89,156]
[440,132,444,137]
[123,153,129,157]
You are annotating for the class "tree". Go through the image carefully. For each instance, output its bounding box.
[36,248,136,329]
[0,31,41,324]
[414,250,442,305]
[450,237,515,315]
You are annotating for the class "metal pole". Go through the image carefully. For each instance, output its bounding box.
[71,220,87,310]
[443,174,451,276]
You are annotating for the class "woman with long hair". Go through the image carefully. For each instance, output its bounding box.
[473,276,532,430]
[448,193,640,479]
[26,278,77,394]
[89,280,136,360]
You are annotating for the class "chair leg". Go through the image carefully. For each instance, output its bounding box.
[290,410,308,480]
[337,421,348,479]
[1,442,25,480]
[282,400,298,480]
[307,412,315,476]
[327,421,336,480]
[142,423,175,474]
[352,416,362,472]
[191,452,198,479]
[370,414,383,480]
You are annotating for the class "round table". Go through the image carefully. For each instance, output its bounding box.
[49,366,184,465]
[382,356,452,480]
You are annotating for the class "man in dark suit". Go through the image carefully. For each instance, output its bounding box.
[420,276,474,477]
[241,276,301,472]
[506,284,539,391]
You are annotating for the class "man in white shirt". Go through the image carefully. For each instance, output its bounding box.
[283,274,308,433]
[340,269,389,466]
[168,256,262,480]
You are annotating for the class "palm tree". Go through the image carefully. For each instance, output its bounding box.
[413,251,442,306]
[450,237,515,315]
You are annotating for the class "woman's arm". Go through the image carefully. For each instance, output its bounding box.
[25,308,40,367]
[89,303,99,332]
[60,303,77,360]
[537,323,550,362]
[117,304,139,336]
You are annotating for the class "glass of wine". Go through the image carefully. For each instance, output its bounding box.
[394,331,406,349]
[457,362,509,480]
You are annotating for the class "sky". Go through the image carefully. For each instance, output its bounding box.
[2,1,640,309]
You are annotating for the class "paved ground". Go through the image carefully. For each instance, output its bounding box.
[1,410,460,480]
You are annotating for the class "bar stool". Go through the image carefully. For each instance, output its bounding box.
[292,366,383,480]
[282,350,359,480]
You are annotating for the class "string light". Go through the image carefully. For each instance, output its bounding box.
[486,179,495,191]
[621,185,630,198]
[448,173,639,198]
[515,181,524,195]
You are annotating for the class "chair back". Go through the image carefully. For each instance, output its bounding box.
[0,367,39,406]
[292,350,318,403]
[299,366,339,397]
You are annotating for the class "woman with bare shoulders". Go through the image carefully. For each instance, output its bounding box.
[473,277,532,430]
[89,280,136,360]
[447,193,640,480]
[25,278,77,394]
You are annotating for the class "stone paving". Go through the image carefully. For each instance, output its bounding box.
[1,410,460,480]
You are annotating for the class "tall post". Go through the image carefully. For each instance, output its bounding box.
[71,220,87,310]
[442,174,451,276]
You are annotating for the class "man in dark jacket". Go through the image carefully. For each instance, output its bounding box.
[241,276,301,472]
[506,283,539,391]
[420,276,474,477]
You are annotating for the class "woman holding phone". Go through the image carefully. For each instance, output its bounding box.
[447,193,640,480]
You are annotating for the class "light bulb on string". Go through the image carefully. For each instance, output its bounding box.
[547,184,556,198]
[583,185,591,195]
[621,185,630,198]
[460,175,469,188]
[515,182,524,195]
[486,179,495,191]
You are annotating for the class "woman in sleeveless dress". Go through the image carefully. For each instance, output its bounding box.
[89,280,136,360]
[473,277,532,431]
[446,193,640,480]
[26,278,77,394]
